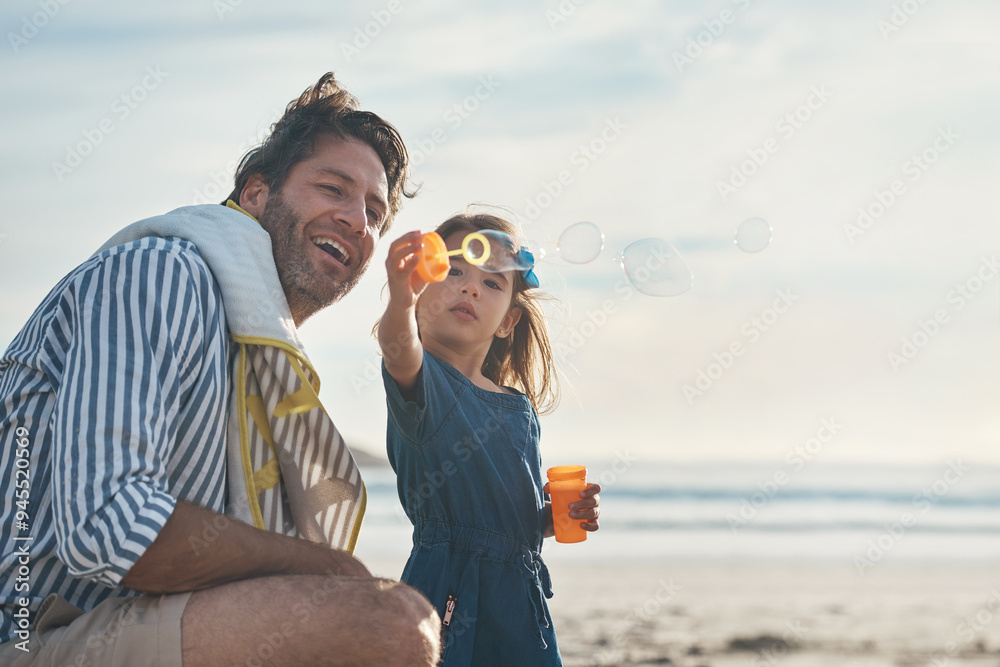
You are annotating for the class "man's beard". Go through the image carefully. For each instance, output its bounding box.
[258,191,366,323]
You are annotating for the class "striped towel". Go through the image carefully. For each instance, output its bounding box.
[95,202,366,552]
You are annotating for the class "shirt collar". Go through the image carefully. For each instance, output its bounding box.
[226,199,260,225]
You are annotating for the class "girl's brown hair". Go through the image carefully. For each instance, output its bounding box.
[432,211,560,414]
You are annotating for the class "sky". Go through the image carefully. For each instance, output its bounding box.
[1,0,998,468]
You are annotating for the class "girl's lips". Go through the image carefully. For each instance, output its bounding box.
[450,303,476,320]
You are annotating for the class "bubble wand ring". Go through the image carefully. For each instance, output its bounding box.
[460,232,491,266]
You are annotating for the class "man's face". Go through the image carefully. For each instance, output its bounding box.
[254,135,389,325]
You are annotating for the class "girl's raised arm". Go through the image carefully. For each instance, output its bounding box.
[378,231,428,392]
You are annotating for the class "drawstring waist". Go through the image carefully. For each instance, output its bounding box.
[413,520,554,648]
[413,519,536,562]
[521,549,553,648]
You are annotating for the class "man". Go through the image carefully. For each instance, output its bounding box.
[0,73,440,666]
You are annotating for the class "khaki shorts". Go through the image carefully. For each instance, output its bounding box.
[0,591,191,666]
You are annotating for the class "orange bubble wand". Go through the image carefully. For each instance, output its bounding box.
[414,231,492,283]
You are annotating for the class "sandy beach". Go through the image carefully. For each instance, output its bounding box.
[364,557,1000,666]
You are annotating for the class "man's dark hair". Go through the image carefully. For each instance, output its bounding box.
[225,72,415,235]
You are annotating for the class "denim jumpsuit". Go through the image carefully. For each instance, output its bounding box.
[383,351,562,666]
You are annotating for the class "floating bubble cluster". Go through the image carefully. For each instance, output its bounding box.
[428,217,771,295]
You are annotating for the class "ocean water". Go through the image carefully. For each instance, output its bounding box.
[352,460,1000,568]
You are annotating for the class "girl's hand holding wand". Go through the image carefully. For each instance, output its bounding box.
[379,231,430,393]
[385,230,429,308]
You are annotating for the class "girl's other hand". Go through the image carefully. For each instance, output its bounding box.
[542,482,601,533]
[385,231,429,307]
[570,483,601,532]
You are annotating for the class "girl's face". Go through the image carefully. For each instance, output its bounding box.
[416,230,522,351]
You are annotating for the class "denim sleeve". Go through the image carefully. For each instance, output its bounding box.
[382,352,462,448]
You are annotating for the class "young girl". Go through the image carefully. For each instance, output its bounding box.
[378,211,601,665]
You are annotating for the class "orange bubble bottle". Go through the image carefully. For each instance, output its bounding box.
[546,465,588,543]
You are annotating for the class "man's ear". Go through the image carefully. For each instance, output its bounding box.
[239,174,269,219]
[496,306,523,338]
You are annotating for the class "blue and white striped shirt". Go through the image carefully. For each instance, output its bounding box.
[0,236,231,645]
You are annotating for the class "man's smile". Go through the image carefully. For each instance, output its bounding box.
[311,235,351,266]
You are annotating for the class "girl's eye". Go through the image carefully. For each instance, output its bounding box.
[448,267,462,277]
[485,279,502,291]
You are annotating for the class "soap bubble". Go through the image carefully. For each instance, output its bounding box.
[620,239,693,296]
[466,230,533,274]
[556,222,604,264]
[735,218,772,253]
[523,238,547,261]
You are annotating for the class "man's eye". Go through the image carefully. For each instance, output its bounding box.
[321,185,342,195]
[366,209,382,227]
